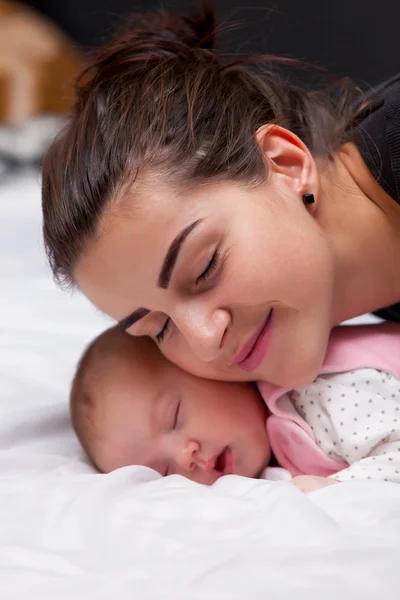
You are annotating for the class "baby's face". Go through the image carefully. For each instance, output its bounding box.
[94,339,271,485]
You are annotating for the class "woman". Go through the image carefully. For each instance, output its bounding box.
[42,5,400,389]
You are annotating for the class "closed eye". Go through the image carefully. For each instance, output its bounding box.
[172,399,181,430]
[156,318,170,343]
[196,250,219,284]
[165,399,181,476]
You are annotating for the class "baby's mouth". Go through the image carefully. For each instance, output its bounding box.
[211,446,234,476]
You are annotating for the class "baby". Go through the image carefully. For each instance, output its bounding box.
[71,327,271,486]
[71,323,400,490]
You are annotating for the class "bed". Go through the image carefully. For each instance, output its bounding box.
[1,170,400,599]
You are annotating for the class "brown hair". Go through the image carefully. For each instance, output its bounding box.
[72,326,165,471]
[69,327,114,468]
[70,326,152,469]
[42,2,361,288]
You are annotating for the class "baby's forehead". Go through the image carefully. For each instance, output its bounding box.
[98,363,174,449]
[101,348,166,405]
[94,333,184,413]
[109,353,158,390]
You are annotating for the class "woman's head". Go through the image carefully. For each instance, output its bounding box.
[42,4,360,387]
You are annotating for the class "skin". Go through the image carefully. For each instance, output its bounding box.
[291,475,339,493]
[75,127,400,389]
[90,335,271,484]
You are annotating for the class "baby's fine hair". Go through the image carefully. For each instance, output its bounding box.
[70,326,140,468]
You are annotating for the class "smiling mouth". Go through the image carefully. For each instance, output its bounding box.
[232,310,273,372]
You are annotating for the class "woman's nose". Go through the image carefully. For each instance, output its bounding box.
[174,305,230,362]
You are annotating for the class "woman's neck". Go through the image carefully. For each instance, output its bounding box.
[319,143,400,324]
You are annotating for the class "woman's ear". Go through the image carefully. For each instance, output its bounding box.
[256,125,319,201]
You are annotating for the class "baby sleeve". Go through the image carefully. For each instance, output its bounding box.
[332,441,400,483]
[290,368,400,484]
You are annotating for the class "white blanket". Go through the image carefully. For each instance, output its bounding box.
[1,172,399,600]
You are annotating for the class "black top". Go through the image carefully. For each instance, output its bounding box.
[349,74,400,322]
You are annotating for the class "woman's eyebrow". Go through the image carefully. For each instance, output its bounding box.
[157,219,203,289]
[118,218,203,331]
[118,308,150,331]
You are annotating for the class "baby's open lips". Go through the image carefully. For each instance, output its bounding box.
[207,446,234,476]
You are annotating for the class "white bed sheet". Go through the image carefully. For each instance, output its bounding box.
[1,172,400,600]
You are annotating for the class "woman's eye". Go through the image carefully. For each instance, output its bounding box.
[155,318,170,343]
[196,250,219,284]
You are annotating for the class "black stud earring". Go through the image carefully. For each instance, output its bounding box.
[302,193,315,205]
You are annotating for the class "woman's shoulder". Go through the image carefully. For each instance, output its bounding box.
[350,73,400,204]
[322,322,400,377]
[349,74,400,322]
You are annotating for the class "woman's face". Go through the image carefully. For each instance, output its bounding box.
[75,129,336,388]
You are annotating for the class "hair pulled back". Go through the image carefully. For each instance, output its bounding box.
[42,2,360,287]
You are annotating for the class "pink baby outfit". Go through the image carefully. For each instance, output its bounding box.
[258,323,400,478]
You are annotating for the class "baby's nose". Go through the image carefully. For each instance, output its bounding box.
[175,440,201,472]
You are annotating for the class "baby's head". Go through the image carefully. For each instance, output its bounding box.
[71,328,271,485]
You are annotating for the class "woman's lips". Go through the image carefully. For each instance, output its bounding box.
[232,310,273,372]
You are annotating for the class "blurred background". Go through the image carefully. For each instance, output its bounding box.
[0,0,399,179]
